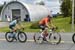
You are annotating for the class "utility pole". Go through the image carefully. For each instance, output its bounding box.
[72,0,74,32]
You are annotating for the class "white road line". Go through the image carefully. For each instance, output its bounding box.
[0,38,74,43]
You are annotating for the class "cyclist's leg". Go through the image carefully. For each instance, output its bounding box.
[40,27,48,41]
[12,26,17,40]
[9,25,15,37]
[9,25,14,32]
[39,25,49,41]
[9,25,16,35]
[39,24,45,37]
[44,27,48,37]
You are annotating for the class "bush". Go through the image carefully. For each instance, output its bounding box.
[30,21,40,29]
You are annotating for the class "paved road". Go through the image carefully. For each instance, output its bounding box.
[0,32,75,50]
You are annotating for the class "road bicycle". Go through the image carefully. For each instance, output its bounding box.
[33,27,61,45]
[5,28,27,43]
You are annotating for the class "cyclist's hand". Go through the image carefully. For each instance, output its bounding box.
[53,26,58,30]
[22,28,24,30]
[55,26,58,29]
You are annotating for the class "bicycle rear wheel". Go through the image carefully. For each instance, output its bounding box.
[48,32,61,45]
[18,32,27,43]
[33,32,43,44]
[5,32,14,42]
[72,33,75,44]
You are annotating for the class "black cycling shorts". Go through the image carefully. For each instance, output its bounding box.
[9,25,15,30]
[39,24,46,30]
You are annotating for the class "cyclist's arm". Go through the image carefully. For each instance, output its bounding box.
[45,23,50,28]
[49,18,55,28]
[16,23,24,29]
[15,24,20,29]
[45,19,50,28]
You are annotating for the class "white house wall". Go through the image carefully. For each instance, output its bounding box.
[23,3,50,21]
[1,1,50,22]
[1,2,28,21]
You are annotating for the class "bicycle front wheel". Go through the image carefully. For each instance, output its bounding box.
[33,32,43,44]
[48,32,61,45]
[5,32,14,42]
[18,32,27,43]
[72,33,75,44]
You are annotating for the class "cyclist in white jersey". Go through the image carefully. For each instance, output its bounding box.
[9,17,24,32]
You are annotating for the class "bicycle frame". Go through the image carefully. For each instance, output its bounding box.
[40,27,57,37]
[10,28,24,33]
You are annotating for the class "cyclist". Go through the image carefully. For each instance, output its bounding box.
[39,15,55,40]
[9,16,24,39]
[9,17,24,31]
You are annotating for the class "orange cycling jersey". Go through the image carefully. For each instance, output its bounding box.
[39,17,49,25]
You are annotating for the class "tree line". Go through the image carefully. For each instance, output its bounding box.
[60,0,75,23]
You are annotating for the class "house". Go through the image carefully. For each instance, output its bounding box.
[1,1,50,22]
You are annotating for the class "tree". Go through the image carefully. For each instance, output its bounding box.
[60,0,72,17]
[38,1,45,5]
[35,0,45,5]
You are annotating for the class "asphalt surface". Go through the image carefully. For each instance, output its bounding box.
[0,32,75,50]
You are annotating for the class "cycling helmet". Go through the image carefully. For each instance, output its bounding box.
[15,16,20,19]
[47,15,53,18]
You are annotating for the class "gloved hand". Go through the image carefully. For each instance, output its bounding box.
[52,26,58,31]
[56,26,58,29]
[22,28,24,30]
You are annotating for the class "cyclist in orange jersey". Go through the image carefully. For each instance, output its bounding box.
[39,15,55,40]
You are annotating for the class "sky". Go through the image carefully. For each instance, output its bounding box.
[0,0,61,14]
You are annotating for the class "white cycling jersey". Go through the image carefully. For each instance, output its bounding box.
[9,20,17,26]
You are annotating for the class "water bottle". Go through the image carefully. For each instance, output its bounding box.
[49,29,52,33]
[40,29,42,32]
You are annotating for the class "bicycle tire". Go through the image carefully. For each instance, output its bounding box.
[72,33,75,44]
[48,32,61,45]
[33,32,43,44]
[18,32,27,43]
[5,32,14,42]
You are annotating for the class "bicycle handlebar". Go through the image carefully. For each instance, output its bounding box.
[50,26,58,31]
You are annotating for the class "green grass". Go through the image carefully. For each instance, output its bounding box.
[0,27,9,32]
[53,17,74,32]
[0,16,75,32]
[0,22,40,32]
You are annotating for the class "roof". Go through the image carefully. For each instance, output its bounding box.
[1,1,50,21]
